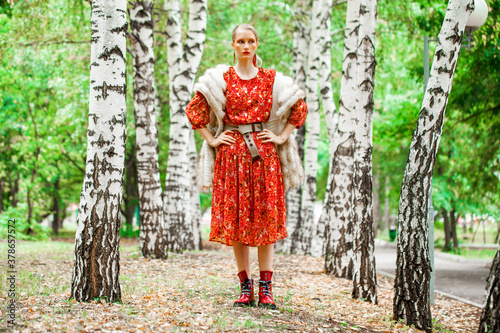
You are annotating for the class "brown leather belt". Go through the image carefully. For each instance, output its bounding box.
[223,122,264,162]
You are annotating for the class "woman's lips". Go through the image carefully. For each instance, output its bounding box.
[243,52,250,55]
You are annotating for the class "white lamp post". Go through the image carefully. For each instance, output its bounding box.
[423,0,488,304]
[463,0,490,50]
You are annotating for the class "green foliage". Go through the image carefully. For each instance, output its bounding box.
[432,0,500,219]
[0,204,50,240]
[0,0,498,241]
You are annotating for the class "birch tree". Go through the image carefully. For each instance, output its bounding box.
[163,0,206,252]
[478,246,500,333]
[351,0,377,304]
[290,0,323,255]
[129,0,166,259]
[70,0,127,303]
[310,0,336,258]
[279,0,311,255]
[189,131,202,250]
[323,0,361,279]
[393,0,475,330]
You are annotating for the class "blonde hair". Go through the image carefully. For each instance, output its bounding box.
[232,24,259,42]
[232,24,263,67]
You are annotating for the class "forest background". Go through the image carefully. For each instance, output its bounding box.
[0,0,499,249]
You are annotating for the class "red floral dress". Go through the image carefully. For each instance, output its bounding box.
[186,67,307,247]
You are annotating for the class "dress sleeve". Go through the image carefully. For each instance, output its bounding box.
[287,98,307,128]
[185,91,210,130]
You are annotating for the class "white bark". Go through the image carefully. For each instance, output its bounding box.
[310,0,336,258]
[478,246,500,333]
[318,0,337,142]
[70,0,127,303]
[291,0,323,256]
[163,0,206,252]
[280,0,311,255]
[189,130,202,250]
[351,0,377,304]
[129,0,166,259]
[393,0,474,330]
[324,0,360,279]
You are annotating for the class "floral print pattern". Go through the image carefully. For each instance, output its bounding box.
[185,67,307,247]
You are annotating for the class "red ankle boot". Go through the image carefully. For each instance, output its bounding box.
[258,271,277,309]
[233,271,256,307]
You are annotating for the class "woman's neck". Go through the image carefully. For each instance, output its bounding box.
[234,59,258,79]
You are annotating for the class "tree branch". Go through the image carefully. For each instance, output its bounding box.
[19,40,89,47]
[457,104,500,124]
[61,149,86,174]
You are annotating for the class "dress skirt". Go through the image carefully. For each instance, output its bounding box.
[209,130,287,247]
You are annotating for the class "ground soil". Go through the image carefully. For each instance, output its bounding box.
[0,238,481,332]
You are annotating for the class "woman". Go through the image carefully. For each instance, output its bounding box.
[186,24,307,309]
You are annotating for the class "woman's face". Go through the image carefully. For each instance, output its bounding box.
[231,29,258,62]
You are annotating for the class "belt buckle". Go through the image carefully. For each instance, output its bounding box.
[252,123,262,132]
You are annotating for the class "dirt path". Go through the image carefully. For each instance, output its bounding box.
[0,239,481,332]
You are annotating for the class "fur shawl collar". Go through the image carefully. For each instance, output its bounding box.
[193,64,305,193]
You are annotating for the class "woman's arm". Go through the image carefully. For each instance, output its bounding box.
[196,127,236,147]
[256,123,296,145]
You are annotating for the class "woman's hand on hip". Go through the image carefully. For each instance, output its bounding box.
[209,130,236,147]
[257,129,286,145]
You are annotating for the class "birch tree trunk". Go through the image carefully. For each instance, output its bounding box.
[129,0,166,259]
[163,0,206,252]
[279,0,311,254]
[189,131,202,250]
[70,0,127,303]
[324,0,360,279]
[393,0,474,330]
[351,0,377,304]
[290,0,323,255]
[318,0,337,143]
[310,0,336,258]
[478,246,500,333]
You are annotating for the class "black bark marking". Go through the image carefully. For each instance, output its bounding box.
[437,65,452,76]
[94,134,111,148]
[445,23,461,44]
[343,53,357,80]
[106,147,117,158]
[359,4,368,15]
[466,2,475,13]
[110,22,128,35]
[92,153,101,189]
[429,87,445,96]
[94,81,127,100]
[98,45,125,62]
[449,60,457,78]
[435,49,446,61]
[478,249,500,332]
[448,49,455,63]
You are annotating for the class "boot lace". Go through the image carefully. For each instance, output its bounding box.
[241,278,252,296]
[259,280,272,297]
